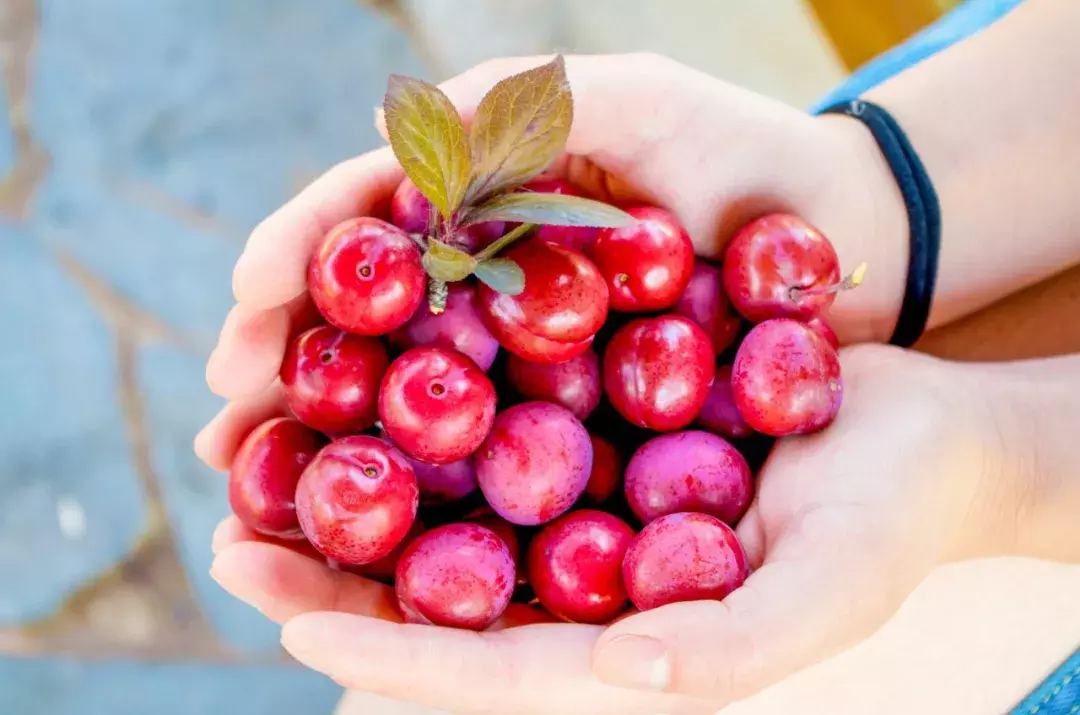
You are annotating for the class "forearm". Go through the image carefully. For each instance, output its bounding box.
[960,353,1080,563]
[832,0,1080,340]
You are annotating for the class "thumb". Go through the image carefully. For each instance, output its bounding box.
[591,513,918,703]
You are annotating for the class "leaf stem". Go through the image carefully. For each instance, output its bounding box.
[427,277,449,314]
[789,262,868,300]
[476,223,536,261]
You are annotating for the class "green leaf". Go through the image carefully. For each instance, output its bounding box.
[467,55,572,202]
[474,258,525,295]
[474,222,535,261]
[384,75,472,218]
[421,240,477,282]
[462,192,634,228]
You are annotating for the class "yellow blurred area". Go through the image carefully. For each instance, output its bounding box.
[808,0,961,70]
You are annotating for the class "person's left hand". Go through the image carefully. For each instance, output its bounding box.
[209,344,1011,715]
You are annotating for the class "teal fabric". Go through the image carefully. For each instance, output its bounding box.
[1011,649,1080,715]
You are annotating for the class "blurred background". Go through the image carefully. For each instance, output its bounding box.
[1,0,1029,713]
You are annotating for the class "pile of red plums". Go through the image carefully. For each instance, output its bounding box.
[228,177,853,631]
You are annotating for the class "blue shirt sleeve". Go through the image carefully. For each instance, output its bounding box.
[811,0,1028,112]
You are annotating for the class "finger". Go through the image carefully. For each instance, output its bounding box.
[209,513,560,630]
[210,515,321,560]
[490,603,557,630]
[232,147,403,309]
[206,293,323,401]
[592,511,914,704]
[734,502,766,570]
[559,154,652,207]
[280,614,715,715]
[282,292,326,339]
[335,690,450,715]
[209,536,554,632]
[193,381,286,471]
[210,541,402,625]
[211,515,261,555]
[205,303,290,400]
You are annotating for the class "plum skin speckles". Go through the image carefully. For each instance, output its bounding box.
[697,365,755,441]
[477,240,609,364]
[731,318,843,436]
[591,206,695,313]
[622,512,749,611]
[602,314,715,432]
[395,522,516,630]
[624,430,752,525]
[674,261,742,355]
[280,325,389,437]
[474,402,593,526]
[721,213,841,323]
[527,509,635,624]
[378,345,497,465]
[294,435,419,566]
[228,417,327,539]
[307,217,426,336]
[388,282,500,371]
[583,434,622,503]
[506,348,602,421]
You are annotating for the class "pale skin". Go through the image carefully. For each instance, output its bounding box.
[197,0,1080,712]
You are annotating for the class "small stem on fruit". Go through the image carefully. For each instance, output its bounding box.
[475,223,535,261]
[427,277,449,314]
[435,212,456,246]
[789,262,868,301]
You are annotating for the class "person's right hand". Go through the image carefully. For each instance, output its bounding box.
[196,52,911,472]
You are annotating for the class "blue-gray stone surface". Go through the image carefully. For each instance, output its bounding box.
[0,656,343,715]
[138,344,281,653]
[32,0,426,229]
[0,224,146,624]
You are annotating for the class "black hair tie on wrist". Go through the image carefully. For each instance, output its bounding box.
[818,99,941,348]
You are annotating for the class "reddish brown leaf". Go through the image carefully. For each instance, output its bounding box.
[467,56,572,202]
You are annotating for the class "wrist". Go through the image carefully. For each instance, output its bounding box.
[810,114,909,345]
[965,358,1080,563]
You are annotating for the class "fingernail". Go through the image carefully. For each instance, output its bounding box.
[232,255,252,303]
[193,422,211,458]
[193,422,219,466]
[593,634,671,691]
[193,407,228,470]
[280,614,343,671]
[210,520,233,556]
[204,347,223,390]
